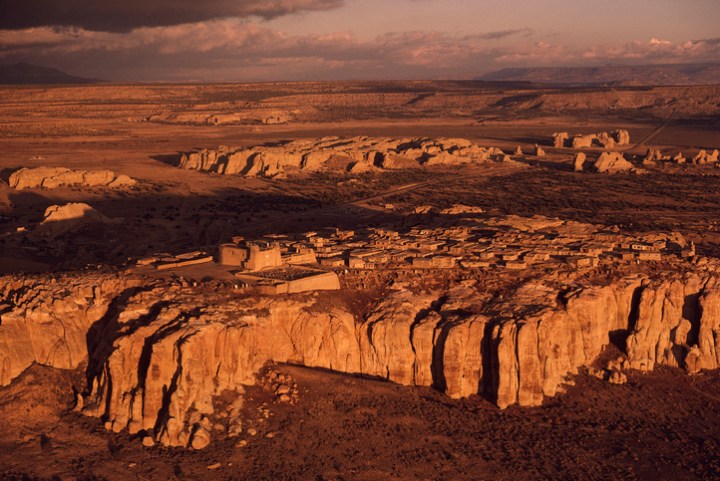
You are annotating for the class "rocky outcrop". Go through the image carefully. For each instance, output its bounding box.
[692,149,720,165]
[673,152,687,164]
[440,204,485,215]
[641,148,706,166]
[557,130,630,149]
[146,109,292,126]
[178,137,503,178]
[572,135,596,149]
[9,167,136,190]
[614,129,631,145]
[0,274,140,386]
[594,152,637,174]
[644,148,664,165]
[553,132,569,148]
[573,152,587,172]
[3,267,720,448]
[80,288,361,448]
[36,203,118,237]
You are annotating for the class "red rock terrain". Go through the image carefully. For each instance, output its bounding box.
[2,82,720,480]
[3,256,720,454]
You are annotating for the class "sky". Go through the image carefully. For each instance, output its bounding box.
[0,0,719,81]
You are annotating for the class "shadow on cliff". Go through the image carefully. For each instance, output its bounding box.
[149,141,299,167]
[83,285,203,423]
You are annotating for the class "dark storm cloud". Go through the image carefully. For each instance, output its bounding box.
[0,0,343,32]
[478,28,532,40]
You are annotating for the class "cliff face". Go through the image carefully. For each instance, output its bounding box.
[0,274,140,386]
[8,167,135,190]
[80,287,361,448]
[626,275,720,374]
[178,137,500,178]
[2,271,720,448]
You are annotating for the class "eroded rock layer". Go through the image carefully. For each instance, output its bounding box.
[179,137,505,178]
[2,266,720,448]
[9,166,136,190]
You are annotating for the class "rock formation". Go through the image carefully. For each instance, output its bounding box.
[36,203,118,237]
[572,135,596,149]
[179,137,503,178]
[440,204,486,215]
[692,149,720,165]
[556,130,630,149]
[641,147,703,167]
[146,109,292,126]
[553,132,569,148]
[644,148,664,165]
[673,152,687,164]
[596,133,616,149]
[573,152,587,172]
[613,129,631,145]
[3,256,720,448]
[9,167,136,190]
[594,152,636,174]
[0,273,141,386]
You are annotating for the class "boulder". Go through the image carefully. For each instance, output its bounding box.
[573,152,587,172]
[553,132,569,148]
[594,152,634,173]
[613,129,631,145]
[644,148,664,165]
[596,133,616,149]
[693,149,720,165]
[672,152,686,164]
[107,175,137,188]
[572,135,596,149]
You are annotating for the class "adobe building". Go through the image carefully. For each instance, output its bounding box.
[234,268,341,295]
[218,241,282,271]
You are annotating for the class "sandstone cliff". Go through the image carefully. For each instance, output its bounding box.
[2,268,720,448]
[0,274,141,386]
[178,137,504,178]
[9,167,136,190]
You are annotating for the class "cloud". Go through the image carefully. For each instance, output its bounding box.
[1,20,717,82]
[496,37,720,66]
[478,28,532,41]
[578,37,720,63]
[0,0,343,32]
[0,22,512,80]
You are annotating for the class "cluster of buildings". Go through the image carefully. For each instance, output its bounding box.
[137,215,694,295]
[218,217,694,276]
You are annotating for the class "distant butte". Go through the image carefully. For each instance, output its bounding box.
[0,63,101,85]
[478,62,720,86]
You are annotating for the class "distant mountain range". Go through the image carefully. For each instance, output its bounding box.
[0,63,101,84]
[477,63,720,86]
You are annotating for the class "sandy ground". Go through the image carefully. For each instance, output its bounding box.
[1,362,719,481]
